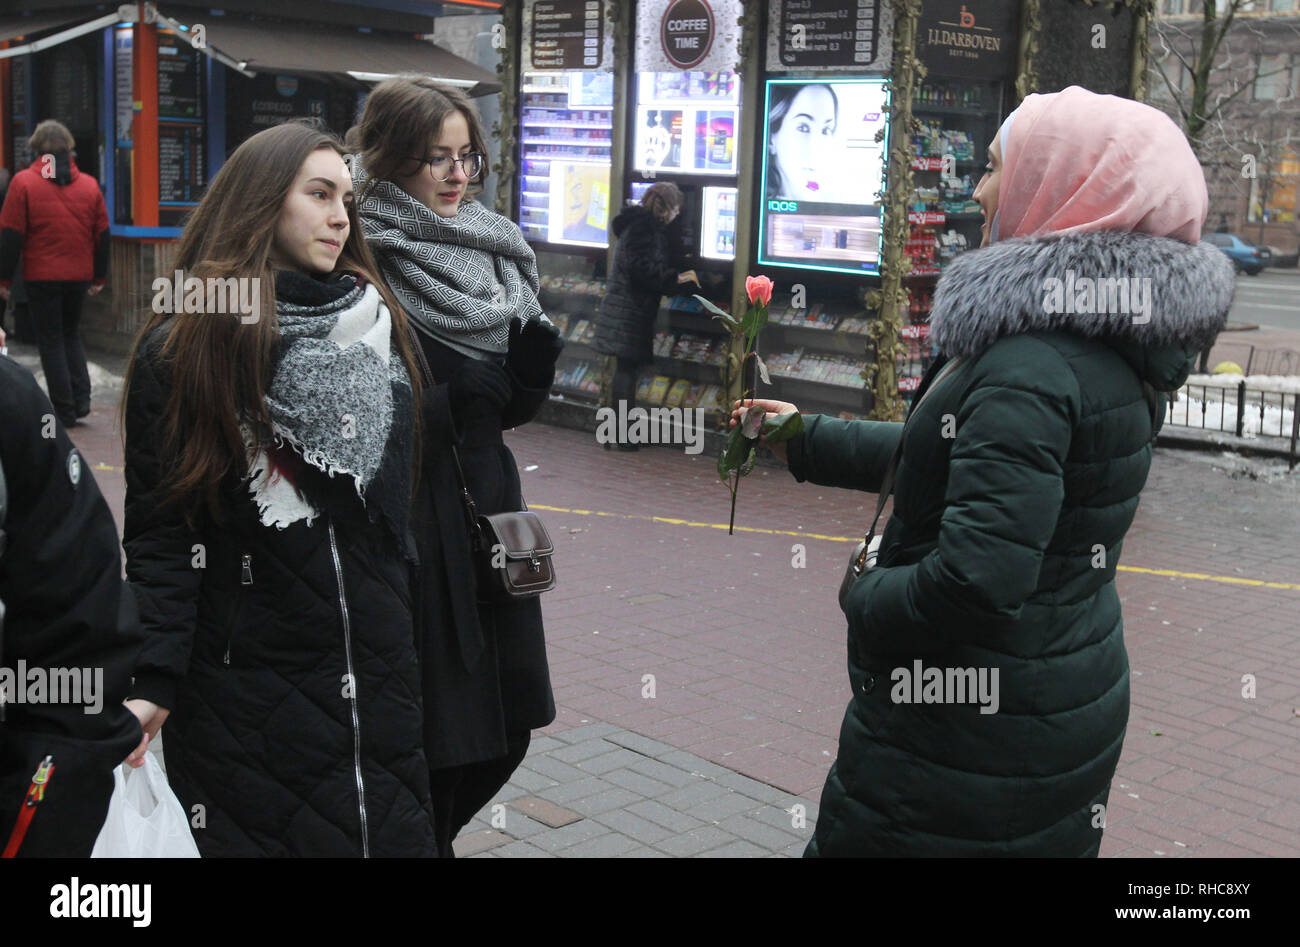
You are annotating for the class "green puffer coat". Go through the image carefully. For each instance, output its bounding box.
[794,231,1236,857]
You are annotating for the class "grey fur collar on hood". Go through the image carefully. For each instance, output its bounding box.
[929,230,1236,362]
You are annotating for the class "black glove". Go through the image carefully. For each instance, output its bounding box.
[507,318,565,388]
[448,357,512,419]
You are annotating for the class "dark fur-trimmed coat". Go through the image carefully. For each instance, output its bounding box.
[797,231,1235,857]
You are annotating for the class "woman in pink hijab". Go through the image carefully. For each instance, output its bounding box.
[738,86,1237,856]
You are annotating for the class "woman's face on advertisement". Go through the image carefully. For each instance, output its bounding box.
[397,109,473,218]
[270,147,351,276]
[771,85,837,199]
[974,134,1002,247]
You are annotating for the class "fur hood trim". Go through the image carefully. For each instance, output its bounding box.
[929,230,1236,360]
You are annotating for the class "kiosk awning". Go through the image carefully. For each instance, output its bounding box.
[156,9,502,96]
[0,10,124,58]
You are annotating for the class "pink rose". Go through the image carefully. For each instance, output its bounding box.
[745,275,774,308]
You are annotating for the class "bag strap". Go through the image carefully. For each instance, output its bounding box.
[859,356,963,550]
[408,320,509,541]
[405,323,490,543]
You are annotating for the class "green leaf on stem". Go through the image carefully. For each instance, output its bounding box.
[740,404,764,439]
[739,446,757,477]
[761,411,806,444]
[718,424,750,481]
[693,294,738,329]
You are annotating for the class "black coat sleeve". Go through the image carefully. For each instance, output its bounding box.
[0,176,23,283]
[0,229,20,284]
[0,356,144,856]
[501,363,553,430]
[419,380,464,446]
[122,342,205,710]
[411,373,486,674]
[93,228,110,282]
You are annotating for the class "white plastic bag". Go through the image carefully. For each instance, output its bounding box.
[91,754,200,858]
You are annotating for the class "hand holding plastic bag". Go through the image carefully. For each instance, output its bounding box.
[91,754,200,858]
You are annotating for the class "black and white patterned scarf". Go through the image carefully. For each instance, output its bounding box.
[352,154,544,358]
[246,271,413,545]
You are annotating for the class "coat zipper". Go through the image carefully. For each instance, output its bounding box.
[222,554,254,666]
[328,518,370,858]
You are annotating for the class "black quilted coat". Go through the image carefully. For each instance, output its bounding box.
[123,317,437,857]
[593,205,682,364]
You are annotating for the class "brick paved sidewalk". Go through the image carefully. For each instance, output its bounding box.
[25,341,1300,858]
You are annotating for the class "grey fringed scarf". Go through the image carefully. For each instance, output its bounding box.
[351,154,544,359]
[247,272,413,541]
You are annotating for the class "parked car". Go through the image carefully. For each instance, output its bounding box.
[1206,233,1272,275]
[1264,246,1299,269]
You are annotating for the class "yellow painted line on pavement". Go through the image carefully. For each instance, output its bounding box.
[531,504,1300,592]
[1115,565,1300,592]
[529,504,855,543]
[92,463,123,472]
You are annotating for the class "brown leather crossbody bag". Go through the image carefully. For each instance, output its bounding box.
[407,322,557,603]
[448,444,557,602]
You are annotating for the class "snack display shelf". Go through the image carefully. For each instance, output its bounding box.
[520,120,612,128]
[520,137,612,146]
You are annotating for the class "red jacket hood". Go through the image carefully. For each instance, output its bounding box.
[26,154,80,184]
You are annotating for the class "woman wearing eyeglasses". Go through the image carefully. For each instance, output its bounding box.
[351,77,559,856]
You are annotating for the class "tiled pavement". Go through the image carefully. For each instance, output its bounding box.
[13,339,1299,858]
[452,725,817,857]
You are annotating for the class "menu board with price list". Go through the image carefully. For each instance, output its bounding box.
[158,123,206,225]
[526,0,608,72]
[767,0,891,73]
[157,30,203,120]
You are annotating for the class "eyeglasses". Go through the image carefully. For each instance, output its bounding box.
[411,153,485,182]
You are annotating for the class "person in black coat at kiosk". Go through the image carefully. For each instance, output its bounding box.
[351,77,560,855]
[594,183,698,448]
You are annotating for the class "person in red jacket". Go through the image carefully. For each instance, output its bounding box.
[0,120,109,428]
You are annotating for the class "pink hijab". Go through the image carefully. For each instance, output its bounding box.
[993,85,1207,245]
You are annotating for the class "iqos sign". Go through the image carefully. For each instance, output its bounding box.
[661,0,715,70]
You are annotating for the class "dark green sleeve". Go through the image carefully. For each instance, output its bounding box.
[842,343,1079,653]
[786,414,904,494]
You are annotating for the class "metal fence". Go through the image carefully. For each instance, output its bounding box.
[1200,342,1300,377]
[1165,380,1300,468]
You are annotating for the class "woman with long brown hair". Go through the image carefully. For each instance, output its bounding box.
[350,77,560,855]
[119,121,438,857]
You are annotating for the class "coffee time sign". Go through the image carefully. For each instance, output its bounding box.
[636,0,741,73]
[662,0,715,68]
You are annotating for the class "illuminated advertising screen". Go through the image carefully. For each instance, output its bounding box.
[518,70,613,247]
[633,71,740,176]
[547,161,611,247]
[700,186,737,261]
[758,78,889,275]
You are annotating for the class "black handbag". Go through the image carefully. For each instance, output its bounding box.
[839,358,962,610]
[449,445,556,602]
